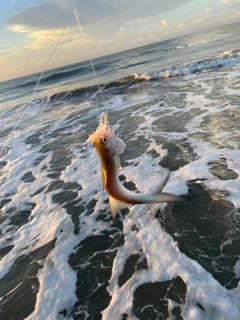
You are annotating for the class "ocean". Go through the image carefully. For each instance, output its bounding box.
[0,21,240,320]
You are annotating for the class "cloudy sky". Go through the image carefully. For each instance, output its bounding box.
[1,0,240,82]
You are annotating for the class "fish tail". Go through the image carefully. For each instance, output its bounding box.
[152,192,184,203]
[151,172,184,202]
[152,172,170,195]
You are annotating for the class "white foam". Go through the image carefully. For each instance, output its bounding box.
[0,107,82,319]
[28,218,79,320]
[102,206,239,320]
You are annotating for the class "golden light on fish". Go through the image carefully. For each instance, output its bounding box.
[87,113,183,218]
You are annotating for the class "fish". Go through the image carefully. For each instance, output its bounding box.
[87,113,183,218]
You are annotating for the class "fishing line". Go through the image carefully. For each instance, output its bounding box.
[0,1,105,160]
[72,0,106,105]
[0,5,114,314]
[0,11,73,160]
[31,12,74,102]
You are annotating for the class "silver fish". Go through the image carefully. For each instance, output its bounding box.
[87,113,183,218]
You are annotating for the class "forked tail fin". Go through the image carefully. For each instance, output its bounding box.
[151,192,184,203]
[152,172,170,195]
[151,172,184,202]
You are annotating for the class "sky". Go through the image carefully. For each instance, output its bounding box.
[1,0,240,82]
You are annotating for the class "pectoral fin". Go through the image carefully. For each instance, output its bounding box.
[109,196,129,218]
[116,155,122,170]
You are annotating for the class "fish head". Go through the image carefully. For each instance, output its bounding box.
[87,129,125,157]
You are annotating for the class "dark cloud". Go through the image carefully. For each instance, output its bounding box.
[6,0,73,29]
[6,0,193,31]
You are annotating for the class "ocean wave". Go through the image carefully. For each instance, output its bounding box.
[134,49,240,80]
[18,66,92,89]
[118,60,149,71]
[47,75,143,101]
[40,66,93,84]
[28,49,240,106]
[32,75,143,105]
[48,85,100,103]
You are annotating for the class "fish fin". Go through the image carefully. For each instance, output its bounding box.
[151,173,183,202]
[153,192,184,203]
[152,172,170,195]
[109,196,128,219]
[116,155,122,170]
[101,169,107,188]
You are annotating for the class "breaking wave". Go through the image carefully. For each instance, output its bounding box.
[14,49,240,107]
[134,49,240,80]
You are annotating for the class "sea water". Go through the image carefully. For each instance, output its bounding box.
[0,22,240,320]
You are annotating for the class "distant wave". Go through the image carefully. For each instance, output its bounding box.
[48,85,100,103]
[29,49,240,106]
[47,75,145,102]
[20,49,240,94]
[133,49,240,80]
[19,66,92,89]
[40,68,89,83]
[118,60,149,71]
[41,76,143,104]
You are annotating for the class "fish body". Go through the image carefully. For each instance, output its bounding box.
[87,113,183,218]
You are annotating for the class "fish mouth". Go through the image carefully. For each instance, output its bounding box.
[107,135,125,156]
[108,140,120,156]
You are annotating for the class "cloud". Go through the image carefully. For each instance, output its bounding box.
[10,65,17,73]
[176,23,184,29]
[6,0,73,30]
[159,18,167,27]
[6,0,193,32]
[8,24,80,50]
[4,0,194,59]
[219,0,240,3]
[195,18,203,24]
